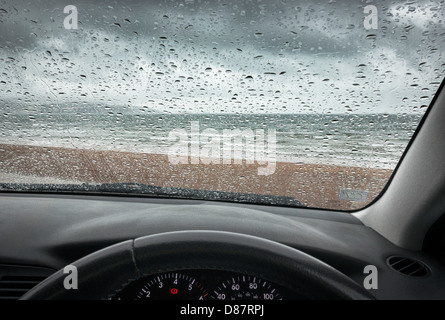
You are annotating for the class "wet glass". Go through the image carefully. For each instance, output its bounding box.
[0,0,444,210]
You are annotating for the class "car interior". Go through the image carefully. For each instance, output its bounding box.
[0,79,444,300]
[0,0,444,301]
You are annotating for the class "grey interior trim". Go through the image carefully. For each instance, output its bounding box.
[354,82,445,251]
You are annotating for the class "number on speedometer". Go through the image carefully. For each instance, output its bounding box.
[112,272,209,300]
[212,275,281,300]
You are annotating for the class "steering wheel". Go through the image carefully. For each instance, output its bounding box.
[21,230,374,300]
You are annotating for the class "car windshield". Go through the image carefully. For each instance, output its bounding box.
[0,0,444,211]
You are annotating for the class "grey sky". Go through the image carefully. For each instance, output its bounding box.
[0,0,444,114]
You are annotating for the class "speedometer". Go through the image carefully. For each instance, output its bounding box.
[113,272,209,300]
[111,270,301,300]
[211,275,282,300]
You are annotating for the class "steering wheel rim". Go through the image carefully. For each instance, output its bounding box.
[21,230,375,300]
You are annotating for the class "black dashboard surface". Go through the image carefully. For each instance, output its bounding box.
[1,192,444,300]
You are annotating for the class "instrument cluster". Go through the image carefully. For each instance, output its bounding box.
[111,269,303,300]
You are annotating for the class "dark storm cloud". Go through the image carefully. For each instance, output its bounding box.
[0,0,444,113]
[0,0,365,55]
[3,0,437,59]
[2,0,443,63]
[0,20,37,50]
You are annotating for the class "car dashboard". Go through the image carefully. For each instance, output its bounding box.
[0,192,444,300]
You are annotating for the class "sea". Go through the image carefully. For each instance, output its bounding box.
[0,112,423,170]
